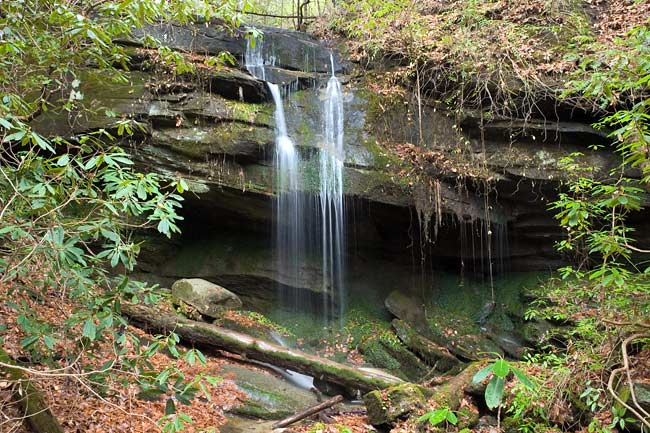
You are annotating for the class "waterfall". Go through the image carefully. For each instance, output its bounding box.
[268,82,308,312]
[245,35,346,320]
[319,54,346,318]
[244,35,266,81]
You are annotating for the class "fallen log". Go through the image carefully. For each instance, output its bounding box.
[0,347,64,433]
[122,303,403,392]
[272,395,344,428]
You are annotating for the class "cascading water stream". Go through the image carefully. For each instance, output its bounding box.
[245,35,346,320]
[319,54,346,319]
[268,82,308,312]
[244,36,266,81]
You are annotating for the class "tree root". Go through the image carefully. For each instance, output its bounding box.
[607,333,650,429]
[0,347,64,433]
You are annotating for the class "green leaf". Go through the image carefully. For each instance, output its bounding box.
[4,130,26,142]
[184,349,196,366]
[446,410,458,425]
[43,335,57,350]
[31,132,54,152]
[82,318,97,340]
[428,409,448,426]
[20,335,40,349]
[485,376,505,409]
[511,366,534,389]
[472,364,493,384]
[165,397,176,415]
[157,368,171,385]
[205,376,222,386]
[492,359,510,378]
[0,117,13,129]
[57,154,70,166]
[100,228,119,242]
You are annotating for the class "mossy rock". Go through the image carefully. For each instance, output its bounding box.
[215,310,293,345]
[345,309,428,381]
[222,364,318,420]
[385,291,503,360]
[358,337,428,382]
[151,123,273,161]
[392,319,461,373]
[364,383,427,426]
[171,278,242,319]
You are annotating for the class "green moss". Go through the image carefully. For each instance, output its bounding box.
[425,305,502,357]
[152,123,273,160]
[339,309,428,380]
[226,99,274,126]
[215,310,293,343]
[364,383,427,425]
[231,384,294,420]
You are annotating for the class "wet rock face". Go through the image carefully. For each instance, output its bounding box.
[31,22,628,276]
[129,20,347,74]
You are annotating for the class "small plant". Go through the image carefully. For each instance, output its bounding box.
[580,381,606,413]
[610,406,635,430]
[417,406,458,427]
[473,358,535,410]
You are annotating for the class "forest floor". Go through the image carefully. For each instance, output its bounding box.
[0,277,386,433]
[0,282,248,433]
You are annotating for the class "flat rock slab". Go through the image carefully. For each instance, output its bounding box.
[221,416,277,433]
[129,21,347,74]
[221,364,318,420]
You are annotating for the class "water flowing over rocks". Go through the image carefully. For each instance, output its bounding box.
[27,21,636,403]
[127,20,347,75]
[29,20,627,278]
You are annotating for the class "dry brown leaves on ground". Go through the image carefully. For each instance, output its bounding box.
[0,282,246,433]
[289,412,375,433]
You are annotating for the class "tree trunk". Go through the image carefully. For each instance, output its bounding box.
[0,347,65,433]
[122,303,402,392]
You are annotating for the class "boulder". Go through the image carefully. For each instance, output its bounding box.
[357,336,429,382]
[171,278,242,318]
[363,383,427,426]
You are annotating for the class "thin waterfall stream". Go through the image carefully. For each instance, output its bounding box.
[319,54,346,319]
[245,34,346,321]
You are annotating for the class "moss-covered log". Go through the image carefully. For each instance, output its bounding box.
[0,347,64,433]
[392,319,461,373]
[122,303,403,391]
